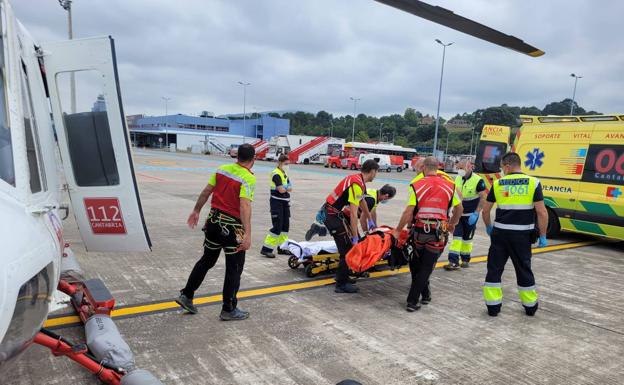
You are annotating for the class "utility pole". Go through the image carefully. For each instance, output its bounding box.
[161,96,170,149]
[238,81,250,142]
[379,122,384,142]
[350,97,360,142]
[59,0,76,113]
[433,39,453,159]
[570,73,583,115]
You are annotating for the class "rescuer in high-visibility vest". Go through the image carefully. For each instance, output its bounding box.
[177,143,256,321]
[322,159,379,294]
[482,152,549,317]
[394,157,463,312]
[260,155,292,258]
[444,159,486,270]
[304,185,396,241]
[410,157,454,184]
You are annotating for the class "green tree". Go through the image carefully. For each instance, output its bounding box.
[404,108,421,126]
[355,130,370,143]
[542,98,585,115]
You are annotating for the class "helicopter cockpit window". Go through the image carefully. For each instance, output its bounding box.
[0,38,14,187]
[55,70,119,187]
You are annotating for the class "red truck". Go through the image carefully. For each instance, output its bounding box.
[325,148,362,169]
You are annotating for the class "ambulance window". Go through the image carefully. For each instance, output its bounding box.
[475,141,505,174]
[21,61,46,193]
[581,144,624,186]
[55,70,119,186]
[0,37,14,187]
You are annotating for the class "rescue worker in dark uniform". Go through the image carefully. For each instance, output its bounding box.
[323,159,379,293]
[260,154,292,258]
[482,152,548,317]
[304,184,396,240]
[394,157,463,312]
[444,159,487,270]
[176,143,256,321]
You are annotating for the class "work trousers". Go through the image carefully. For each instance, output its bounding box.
[407,230,446,305]
[483,229,538,313]
[182,210,246,312]
[448,216,476,263]
[261,198,290,253]
[323,208,353,286]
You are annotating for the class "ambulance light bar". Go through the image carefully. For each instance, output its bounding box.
[537,117,580,123]
[579,116,619,122]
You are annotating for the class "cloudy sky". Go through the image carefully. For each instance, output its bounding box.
[12,0,624,118]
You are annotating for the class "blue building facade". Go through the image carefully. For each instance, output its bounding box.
[128,113,289,140]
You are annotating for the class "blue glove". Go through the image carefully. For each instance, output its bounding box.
[486,224,493,236]
[351,236,359,245]
[468,212,479,226]
[538,235,548,248]
[367,219,376,230]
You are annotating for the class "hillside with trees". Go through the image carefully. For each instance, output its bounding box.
[267,99,599,155]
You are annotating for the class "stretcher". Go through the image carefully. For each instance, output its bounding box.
[281,228,405,278]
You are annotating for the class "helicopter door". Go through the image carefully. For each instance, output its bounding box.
[43,36,151,252]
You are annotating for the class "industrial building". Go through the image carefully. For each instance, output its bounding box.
[127,113,290,153]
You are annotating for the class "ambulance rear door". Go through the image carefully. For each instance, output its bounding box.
[575,117,624,240]
[474,124,510,189]
[42,36,151,252]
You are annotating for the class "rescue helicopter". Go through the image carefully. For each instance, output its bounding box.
[0,0,542,384]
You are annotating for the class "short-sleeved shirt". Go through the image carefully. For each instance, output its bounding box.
[270,169,290,201]
[458,173,486,214]
[342,188,377,218]
[487,172,543,231]
[209,163,256,219]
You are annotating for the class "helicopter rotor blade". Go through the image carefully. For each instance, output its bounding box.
[375,0,544,57]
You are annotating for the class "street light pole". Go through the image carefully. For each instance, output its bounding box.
[379,122,384,142]
[330,120,334,137]
[161,96,170,149]
[469,127,475,156]
[350,97,360,142]
[445,132,450,156]
[58,0,76,113]
[238,81,251,142]
[433,39,453,159]
[570,73,583,115]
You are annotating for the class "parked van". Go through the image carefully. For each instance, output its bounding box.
[358,153,402,172]
[474,117,624,240]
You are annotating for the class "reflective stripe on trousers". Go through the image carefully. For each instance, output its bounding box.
[263,231,289,251]
[483,282,503,306]
[518,285,538,307]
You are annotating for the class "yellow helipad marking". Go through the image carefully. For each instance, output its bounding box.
[44,240,597,328]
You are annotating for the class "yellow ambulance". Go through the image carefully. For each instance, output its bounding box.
[474,116,624,240]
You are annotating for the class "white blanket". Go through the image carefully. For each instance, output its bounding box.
[280,240,338,262]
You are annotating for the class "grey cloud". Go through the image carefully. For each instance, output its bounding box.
[12,0,624,118]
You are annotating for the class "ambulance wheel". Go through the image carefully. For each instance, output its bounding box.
[397,166,403,172]
[350,164,357,170]
[331,163,337,168]
[304,264,317,278]
[546,207,561,238]
[386,167,392,173]
[288,256,300,269]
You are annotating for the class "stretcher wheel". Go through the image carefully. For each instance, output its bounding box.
[304,264,317,278]
[288,255,300,269]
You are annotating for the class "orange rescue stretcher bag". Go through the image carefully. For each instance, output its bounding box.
[345,226,410,273]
